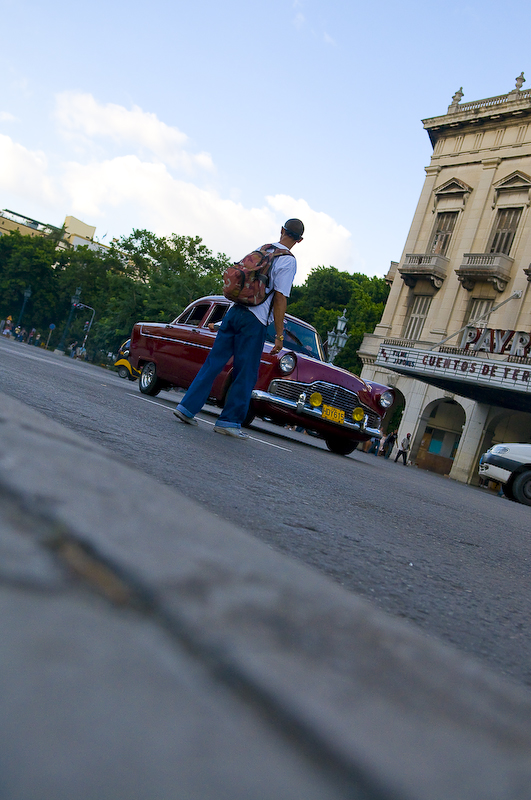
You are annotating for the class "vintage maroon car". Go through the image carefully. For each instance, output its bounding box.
[129,295,395,455]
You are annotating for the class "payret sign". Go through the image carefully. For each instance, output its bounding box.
[460,326,531,357]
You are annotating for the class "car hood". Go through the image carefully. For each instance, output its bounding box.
[289,350,388,405]
[488,443,531,457]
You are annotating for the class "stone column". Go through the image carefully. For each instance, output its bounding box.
[466,158,502,253]
[449,401,490,483]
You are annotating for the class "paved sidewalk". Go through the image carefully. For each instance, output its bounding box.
[2,391,531,800]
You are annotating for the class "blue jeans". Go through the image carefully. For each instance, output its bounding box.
[177,305,267,428]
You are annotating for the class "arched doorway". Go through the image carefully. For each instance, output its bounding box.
[414,398,466,475]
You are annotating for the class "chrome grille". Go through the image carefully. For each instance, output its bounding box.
[268,379,381,428]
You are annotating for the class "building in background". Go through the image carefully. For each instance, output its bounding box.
[0,209,108,252]
[359,73,531,484]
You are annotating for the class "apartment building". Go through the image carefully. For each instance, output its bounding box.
[0,209,106,251]
[359,74,531,484]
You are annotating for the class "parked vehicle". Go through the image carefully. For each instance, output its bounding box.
[479,443,531,505]
[114,339,140,381]
[129,296,395,455]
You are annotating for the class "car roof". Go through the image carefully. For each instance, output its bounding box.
[198,295,317,333]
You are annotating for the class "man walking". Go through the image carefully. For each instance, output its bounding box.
[173,219,304,439]
[394,433,411,465]
[382,429,397,459]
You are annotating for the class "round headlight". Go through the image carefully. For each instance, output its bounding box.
[379,391,394,409]
[279,353,297,374]
[309,392,323,407]
[352,406,365,422]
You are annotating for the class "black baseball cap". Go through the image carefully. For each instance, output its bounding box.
[283,218,304,240]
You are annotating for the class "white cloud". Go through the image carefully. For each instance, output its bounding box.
[0,94,363,285]
[266,195,357,282]
[323,32,336,46]
[54,92,214,173]
[60,155,359,283]
[0,112,17,122]
[0,134,57,205]
[293,12,305,29]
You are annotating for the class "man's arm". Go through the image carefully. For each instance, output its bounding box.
[270,291,288,355]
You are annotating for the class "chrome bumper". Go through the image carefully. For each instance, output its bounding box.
[251,389,382,438]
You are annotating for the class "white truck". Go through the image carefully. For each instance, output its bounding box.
[478,443,531,505]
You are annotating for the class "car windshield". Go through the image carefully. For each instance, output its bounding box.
[266,318,324,360]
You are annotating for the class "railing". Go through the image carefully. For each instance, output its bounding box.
[455,89,531,114]
[399,254,449,289]
[403,253,449,270]
[383,338,423,348]
[459,253,513,273]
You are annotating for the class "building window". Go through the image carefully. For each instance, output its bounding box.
[489,207,522,255]
[429,211,458,256]
[467,298,493,325]
[404,295,432,341]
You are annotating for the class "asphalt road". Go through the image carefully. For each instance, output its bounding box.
[1,336,531,688]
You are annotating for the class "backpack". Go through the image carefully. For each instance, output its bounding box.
[222,244,294,306]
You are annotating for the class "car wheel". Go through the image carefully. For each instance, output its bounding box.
[117,365,129,379]
[139,362,163,396]
[502,481,514,500]
[325,437,359,456]
[511,470,531,506]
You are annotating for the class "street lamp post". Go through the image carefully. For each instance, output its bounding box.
[326,309,349,363]
[76,303,96,351]
[16,286,32,327]
[56,286,82,352]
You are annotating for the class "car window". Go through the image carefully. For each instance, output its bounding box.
[175,304,210,326]
[265,318,324,360]
[205,304,229,326]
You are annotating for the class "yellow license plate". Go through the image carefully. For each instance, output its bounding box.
[322,404,345,424]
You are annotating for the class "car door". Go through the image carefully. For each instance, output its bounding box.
[154,302,212,386]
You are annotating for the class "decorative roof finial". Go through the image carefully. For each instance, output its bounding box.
[515,72,526,91]
[452,87,464,104]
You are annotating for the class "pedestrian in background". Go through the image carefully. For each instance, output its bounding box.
[382,430,397,459]
[394,433,411,465]
[368,436,380,455]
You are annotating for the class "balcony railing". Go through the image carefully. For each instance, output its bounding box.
[455,253,514,292]
[399,253,449,290]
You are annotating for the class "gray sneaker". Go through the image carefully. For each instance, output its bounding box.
[213,426,249,439]
[173,408,198,426]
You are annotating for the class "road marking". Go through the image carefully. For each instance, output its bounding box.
[127,393,292,451]
[128,393,173,410]
[247,436,291,451]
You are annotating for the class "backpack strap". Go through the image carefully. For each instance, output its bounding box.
[262,245,295,322]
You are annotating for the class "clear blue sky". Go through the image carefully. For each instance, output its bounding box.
[1,0,529,283]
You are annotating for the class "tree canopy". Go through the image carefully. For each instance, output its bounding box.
[287,266,389,374]
[0,229,228,358]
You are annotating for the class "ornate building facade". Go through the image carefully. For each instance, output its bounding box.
[359,74,531,483]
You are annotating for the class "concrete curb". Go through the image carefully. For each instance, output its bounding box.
[1,391,531,800]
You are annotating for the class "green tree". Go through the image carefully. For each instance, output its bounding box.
[0,231,60,329]
[87,231,230,357]
[287,266,389,374]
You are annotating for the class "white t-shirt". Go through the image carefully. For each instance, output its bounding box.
[247,242,297,327]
